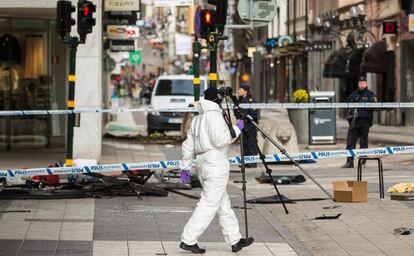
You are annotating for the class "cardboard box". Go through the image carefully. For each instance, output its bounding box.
[333,181,367,202]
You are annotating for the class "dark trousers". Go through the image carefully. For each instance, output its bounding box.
[346,119,370,162]
[242,124,258,156]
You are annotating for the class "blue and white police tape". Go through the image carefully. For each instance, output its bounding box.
[1,102,414,116]
[1,145,413,178]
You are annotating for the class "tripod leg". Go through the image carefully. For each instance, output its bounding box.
[239,132,249,237]
[243,125,289,214]
[266,170,289,214]
[246,116,334,200]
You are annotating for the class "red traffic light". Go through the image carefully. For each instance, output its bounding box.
[83,5,89,16]
[199,9,216,38]
[202,10,214,25]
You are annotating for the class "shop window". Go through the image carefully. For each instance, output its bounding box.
[0,18,65,149]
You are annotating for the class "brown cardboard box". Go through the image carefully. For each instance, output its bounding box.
[333,181,367,202]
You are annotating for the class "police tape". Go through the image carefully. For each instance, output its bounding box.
[1,145,413,178]
[1,102,414,116]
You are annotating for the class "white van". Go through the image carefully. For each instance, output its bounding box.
[147,75,208,134]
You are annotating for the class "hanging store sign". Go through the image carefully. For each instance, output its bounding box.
[278,35,293,47]
[110,40,136,52]
[382,21,397,35]
[129,50,142,64]
[154,0,193,7]
[107,25,140,39]
[105,0,140,12]
[175,33,192,55]
[106,11,138,25]
[237,0,278,27]
[409,14,414,32]
[304,41,333,52]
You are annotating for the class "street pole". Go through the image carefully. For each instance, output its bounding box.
[193,38,201,101]
[207,33,218,88]
[65,37,79,167]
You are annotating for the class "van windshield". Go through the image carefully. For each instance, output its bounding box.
[155,79,205,96]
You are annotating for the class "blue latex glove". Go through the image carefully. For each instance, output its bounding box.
[180,170,191,184]
[236,119,245,130]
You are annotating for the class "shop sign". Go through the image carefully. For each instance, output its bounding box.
[238,0,278,28]
[154,0,193,7]
[382,21,397,35]
[304,41,333,52]
[278,35,293,47]
[129,50,142,64]
[105,0,140,12]
[409,14,414,32]
[175,33,192,55]
[110,40,136,52]
[106,11,138,25]
[107,25,140,39]
[265,38,277,50]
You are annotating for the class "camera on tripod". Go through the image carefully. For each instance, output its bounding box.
[218,86,233,97]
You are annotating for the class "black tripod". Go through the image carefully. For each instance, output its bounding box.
[225,92,334,217]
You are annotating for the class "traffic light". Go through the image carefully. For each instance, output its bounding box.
[200,9,216,38]
[78,0,96,40]
[56,0,76,39]
[208,0,228,35]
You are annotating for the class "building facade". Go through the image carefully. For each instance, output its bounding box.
[283,0,414,126]
[0,0,103,160]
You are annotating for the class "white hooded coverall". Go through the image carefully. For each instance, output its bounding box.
[180,99,243,246]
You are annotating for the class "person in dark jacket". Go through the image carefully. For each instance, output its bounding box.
[238,85,260,168]
[342,76,377,168]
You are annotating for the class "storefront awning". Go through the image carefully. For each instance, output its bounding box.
[360,41,387,73]
[346,47,365,75]
[323,47,364,78]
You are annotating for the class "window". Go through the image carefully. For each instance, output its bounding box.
[155,79,205,96]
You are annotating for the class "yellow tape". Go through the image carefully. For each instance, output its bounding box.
[65,159,74,167]
[68,75,76,82]
[67,100,75,108]
[193,78,200,84]
[209,73,217,81]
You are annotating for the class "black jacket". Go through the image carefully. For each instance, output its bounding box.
[239,95,259,122]
[346,88,376,120]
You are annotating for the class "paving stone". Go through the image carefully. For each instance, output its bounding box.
[128,241,165,256]
[93,241,128,256]
[0,220,29,239]
[162,241,204,256]
[60,222,94,241]
[26,221,61,240]
[19,240,57,256]
[56,240,93,256]
[201,242,235,256]
[235,242,275,256]
[301,240,348,256]
[0,239,22,255]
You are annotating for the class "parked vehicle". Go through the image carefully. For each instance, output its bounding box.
[147,75,207,134]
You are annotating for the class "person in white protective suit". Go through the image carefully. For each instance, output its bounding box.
[179,87,254,254]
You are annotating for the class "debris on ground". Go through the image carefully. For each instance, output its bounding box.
[314,213,342,220]
[255,173,306,184]
[103,134,183,145]
[322,205,342,210]
[394,227,414,235]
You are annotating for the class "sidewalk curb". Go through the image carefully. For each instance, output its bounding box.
[254,204,312,256]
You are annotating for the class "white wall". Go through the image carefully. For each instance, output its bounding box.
[0,0,59,8]
[268,0,287,38]
[70,0,103,162]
